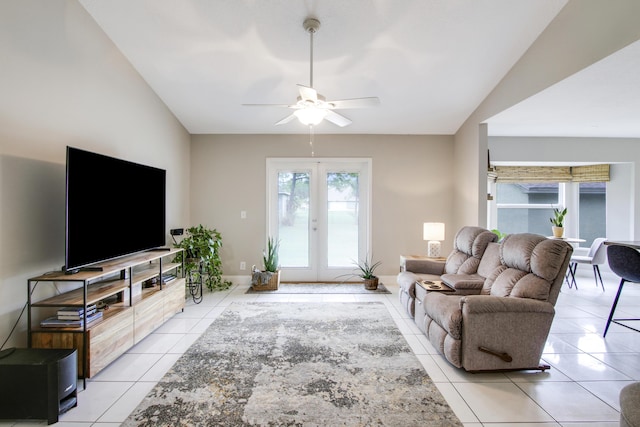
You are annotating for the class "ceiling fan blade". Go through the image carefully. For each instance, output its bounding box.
[242,103,293,108]
[275,114,297,125]
[324,110,352,127]
[328,97,380,109]
[297,84,318,103]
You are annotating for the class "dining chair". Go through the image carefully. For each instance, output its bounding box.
[568,237,607,290]
[604,244,640,337]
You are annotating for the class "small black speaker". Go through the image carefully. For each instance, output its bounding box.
[0,348,77,425]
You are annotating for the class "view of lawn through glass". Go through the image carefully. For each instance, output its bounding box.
[327,172,359,267]
[278,171,310,267]
[277,171,359,268]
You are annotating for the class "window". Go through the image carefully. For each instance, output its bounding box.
[489,181,606,247]
[578,182,606,247]
[487,164,609,247]
[494,182,561,236]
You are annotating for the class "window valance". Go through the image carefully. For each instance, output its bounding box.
[489,164,609,183]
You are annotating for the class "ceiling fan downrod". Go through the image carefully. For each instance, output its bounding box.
[303,18,320,89]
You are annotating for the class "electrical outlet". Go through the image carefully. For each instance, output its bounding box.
[240,261,246,270]
[240,210,247,219]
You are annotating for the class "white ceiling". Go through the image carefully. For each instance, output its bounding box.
[487,39,640,138]
[77,0,638,138]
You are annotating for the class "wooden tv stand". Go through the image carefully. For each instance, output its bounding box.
[27,249,185,383]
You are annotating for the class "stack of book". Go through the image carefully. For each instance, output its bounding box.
[40,304,103,328]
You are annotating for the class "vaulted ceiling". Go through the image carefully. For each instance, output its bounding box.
[78,0,640,138]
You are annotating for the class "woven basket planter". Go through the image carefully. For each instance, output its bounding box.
[363,277,379,290]
[251,270,280,291]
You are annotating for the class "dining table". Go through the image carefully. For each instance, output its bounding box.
[547,236,586,244]
[550,237,587,288]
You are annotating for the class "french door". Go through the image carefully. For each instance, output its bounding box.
[267,158,371,282]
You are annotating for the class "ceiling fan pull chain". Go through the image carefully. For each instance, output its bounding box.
[309,125,315,157]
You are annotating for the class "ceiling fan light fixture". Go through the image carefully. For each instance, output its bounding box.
[294,107,327,126]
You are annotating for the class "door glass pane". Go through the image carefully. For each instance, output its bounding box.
[579,182,606,247]
[278,171,309,267]
[326,172,359,267]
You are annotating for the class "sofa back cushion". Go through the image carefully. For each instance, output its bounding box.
[481,233,573,302]
[476,242,501,278]
[445,226,498,275]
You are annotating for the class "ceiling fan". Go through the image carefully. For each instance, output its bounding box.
[244,17,380,128]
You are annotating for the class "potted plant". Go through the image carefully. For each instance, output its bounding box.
[491,229,507,242]
[354,255,382,290]
[550,207,567,238]
[174,225,232,291]
[251,237,280,290]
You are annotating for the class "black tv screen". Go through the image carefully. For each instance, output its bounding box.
[65,147,166,272]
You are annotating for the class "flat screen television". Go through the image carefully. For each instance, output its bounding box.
[65,146,166,273]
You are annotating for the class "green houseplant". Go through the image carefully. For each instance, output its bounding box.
[550,207,567,238]
[263,236,279,273]
[356,256,382,290]
[491,229,507,242]
[251,237,280,290]
[337,255,382,290]
[174,225,232,291]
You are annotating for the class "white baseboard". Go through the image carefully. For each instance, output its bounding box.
[223,274,398,287]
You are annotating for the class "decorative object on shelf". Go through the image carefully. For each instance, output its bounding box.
[173,224,232,292]
[423,222,445,258]
[550,207,567,238]
[251,237,280,291]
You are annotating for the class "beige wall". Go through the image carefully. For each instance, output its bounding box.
[0,0,190,348]
[453,0,640,233]
[191,134,454,276]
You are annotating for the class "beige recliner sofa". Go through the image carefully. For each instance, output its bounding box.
[397,226,498,317]
[620,382,640,427]
[419,233,573,372]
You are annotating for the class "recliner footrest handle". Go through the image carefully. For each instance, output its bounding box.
[478,346,513,362]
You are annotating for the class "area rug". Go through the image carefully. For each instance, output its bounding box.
[245,282,391,294]
[123,302,461,426]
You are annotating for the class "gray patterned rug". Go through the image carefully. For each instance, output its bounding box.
[246,282,391,294]
[123,302,461,426]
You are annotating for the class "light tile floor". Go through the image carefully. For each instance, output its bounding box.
[2,268,638,426]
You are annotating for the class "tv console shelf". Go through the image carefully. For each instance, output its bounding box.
[27,248,185,384]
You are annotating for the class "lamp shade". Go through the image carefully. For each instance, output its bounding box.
[423,222,445,241]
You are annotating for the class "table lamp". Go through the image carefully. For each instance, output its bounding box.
[423,222,445,258]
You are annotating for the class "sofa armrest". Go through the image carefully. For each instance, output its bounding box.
[460,295,555,315]
[458,295,555,371]
[402,258,446,275]
[441,273,484,294]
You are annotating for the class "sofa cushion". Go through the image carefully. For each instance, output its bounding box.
[481,233,572,301]
[477,242,501,278]
[444,227,497,275]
